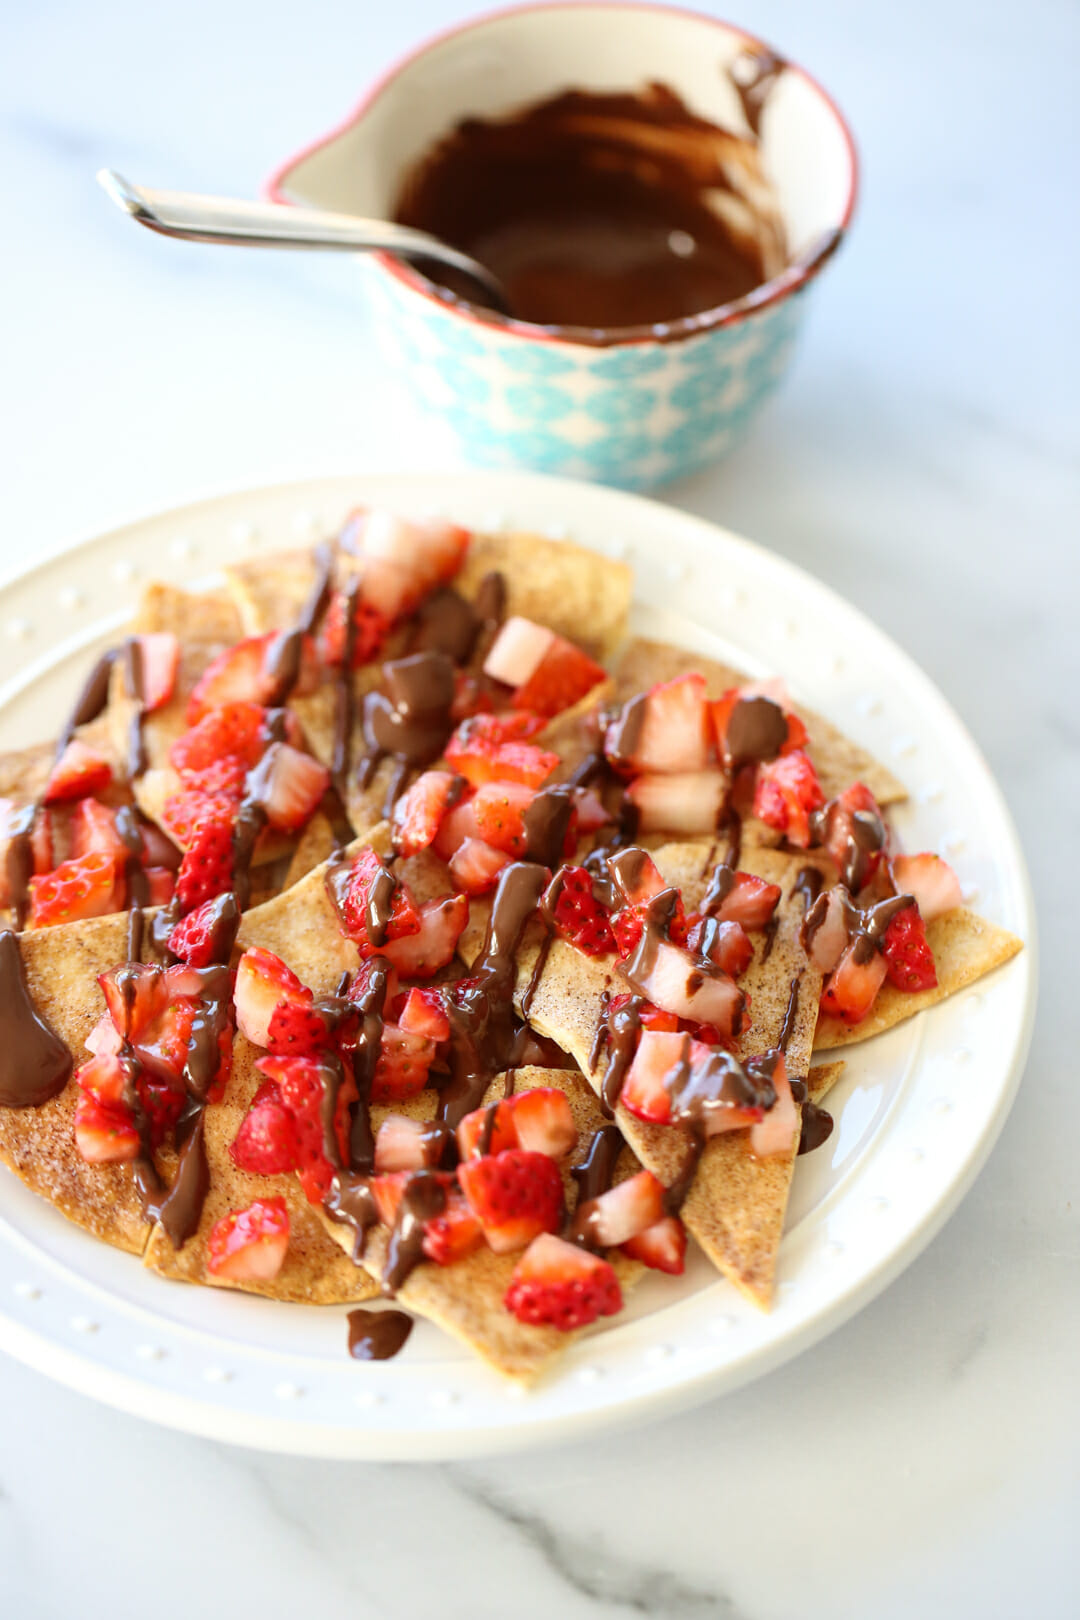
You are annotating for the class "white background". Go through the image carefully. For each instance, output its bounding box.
[0,2,1075,1616]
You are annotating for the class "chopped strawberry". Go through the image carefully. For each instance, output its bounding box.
[146,866,176,906]
[43,739,112,804]
[266,998,336,1056]
[626,769,727,834]
[482,616,556,688]
[161,787,237,850]
[398,986,451,1043]
[73,1093,139,1164]
[512,633,606,719]
[374,1114,443,1173]
[98,962,169,1039]
[133,998,196,1084]
[629,937,744,1034]
[575,1168,665,1246]
[881,904,938,992]
[685,915,754,977]
[256,1054,355,1204]
[710,686,799,769]
[637,1000,680,1032]
[458,1148,564,1254]
[136,1073,186,1148]
[235,947,313,1048]
[84,1012,122,1060]
[133,633,180,712]
[175,815,235,913]
[229,1093,299,1176]
[471,781,537,855]
[504,1232,623,1330]
[381,893,469,977]
[450,711,547,746]
[257,743,330,833]
[444,719,559,789]
[457,1086,577,1162]
[620,1030,687,1124]
[748,1054,799,1157]
[392,769,463,856]
[372,1023,437,1103]
[890,852,963,922]
[358,511,470,596]
[621,1214,687,1275]
[166,893,238,968]
[318,590,390,668]
[801,888,852,973]
[71,797,128,861]
[74,1049,127,1107]
[420,1187,485,1266]
[330,847,421,951]
[820,940,889,1024]
[206,1196,290,1282]
[28,850,122,927]
[185,634,277,723]
[819,782,888,889]
[707,870,782,931]
[606,674,710,775]
[170,702,269,775]
[607,848,675,909]
[753,750,825,847]
[610,891,689,957]
[448,836,511,895]
[546,866,615,956]
[431,794,485,860]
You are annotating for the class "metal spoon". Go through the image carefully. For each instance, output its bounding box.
[96,169,510,313]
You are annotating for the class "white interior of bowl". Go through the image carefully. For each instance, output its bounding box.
[276,5,855,260]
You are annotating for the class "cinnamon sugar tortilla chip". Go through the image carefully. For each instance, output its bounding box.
[0,914,151,1253]
[614,637,907,806]
[815,907,1023,1049]
[142,1035,379,1304]
[320,1067,643,1384]
[236,838,370,994]
[282,812,338,890]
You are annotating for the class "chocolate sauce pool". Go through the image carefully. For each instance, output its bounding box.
[393,83,788,334]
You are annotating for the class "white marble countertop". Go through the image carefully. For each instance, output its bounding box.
[0,2,1074,1615]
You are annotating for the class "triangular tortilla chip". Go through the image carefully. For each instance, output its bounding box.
[142,1035,379,1304]
[0,914,151,1253]
[614,637,907,806]
[815,907,1023,1049]
[319,1067,643,1383]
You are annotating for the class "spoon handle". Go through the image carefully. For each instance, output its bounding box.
[96,170,507,308]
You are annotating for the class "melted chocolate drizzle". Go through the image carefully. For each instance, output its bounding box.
[0,930,72,1107]
[347,1306,413,1361]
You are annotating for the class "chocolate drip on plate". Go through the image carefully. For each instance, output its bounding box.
[347,1307,413,1361]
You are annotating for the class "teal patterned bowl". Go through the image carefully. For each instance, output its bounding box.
[269,4,857,489]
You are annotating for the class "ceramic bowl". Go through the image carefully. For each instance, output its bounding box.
[268,3,858,489]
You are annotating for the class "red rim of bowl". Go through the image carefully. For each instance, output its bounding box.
[265,0,860,350]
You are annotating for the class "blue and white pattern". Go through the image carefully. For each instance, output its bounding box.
[366,267,812,489]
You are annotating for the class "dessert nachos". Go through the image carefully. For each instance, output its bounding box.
[0,512,1022,1383]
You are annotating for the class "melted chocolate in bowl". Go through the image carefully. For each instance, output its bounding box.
[393,82,789,334]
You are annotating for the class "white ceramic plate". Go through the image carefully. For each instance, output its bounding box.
[0,472,1036,1458]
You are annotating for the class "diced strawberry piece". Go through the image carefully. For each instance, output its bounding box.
[420,1187,485,1266]
[448,836,512,895]
[512,633,606,720]
[749,1054,799,1157]
[374,1114,442,1173]
[133,633,180,712]
[266,998,336,1056]
[136,1072,186,1149]
[449,711,547,746]
[170,702,269,775]
[359,510,470,592]
[606,848,669,908]
[685,915,754,977]
[97,961,167,1037]
[392,769,463,856]
[186,635,278,724]
[482,616,555,688]
[133,998,196,1084]
[710,685,803,770]
[820,940,889,1024]
[573,787,610,832]
[819,782,888,889]
[29,850,122,927]
[637,1000,680,1032]
[367,1169,415,1227]
[457,1086,577,1162]
[458,1148,564,1254]
[0,802,50,905]
[256,1054,356,1205]
[71,798,128,862]
[74,1093,139,1164]
[881,904,938,992]
[206,1196,290,1281]
[257,743,330,833]
[161,788,237,850]
[547,865,615,956]
[471,781,537,855]
[74,1049,127,1106]
[31,805,54,875]
[621,1214,687,1274]
[629,938,744,1036]
[398,986,451,1043]
[235,947,312,1047]
[229,1094,299,1176]
[175,815,235,913]
[166,893,236,968]
[431,795,485,861]
[576,1168,665,1246]
[330,847,422,951]
[709,870,782,931]
[504,1232,623,1330]
[381,893,469,978]
[318,590,390,668]
[626,769,727,834]
[607,674,710,775]
[444,720,559,790]
[620,1030,686,1124]
[372,1023,437,1103]
[753,750,825,847]
[84,1012,122,1060]
[890,853,963,922]
[145,866,176,906]
[43,739,112,804]
[801,888,851,973]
